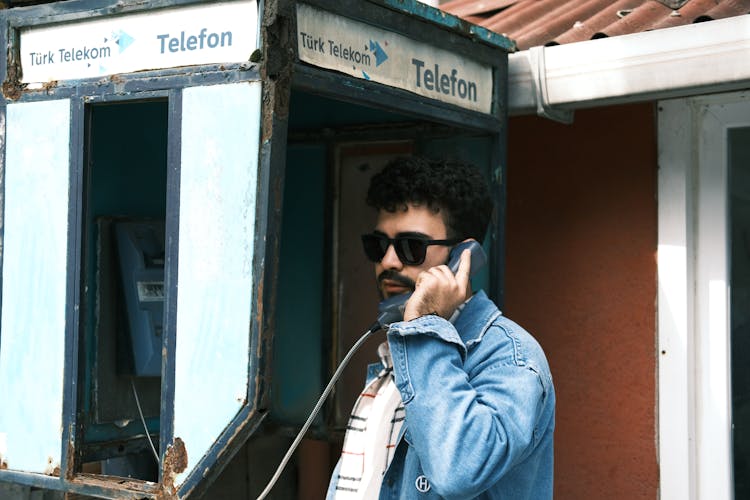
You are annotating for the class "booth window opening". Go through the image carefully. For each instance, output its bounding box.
[77,99,169,482]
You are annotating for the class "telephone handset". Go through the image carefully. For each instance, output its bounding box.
[375,240,488,327]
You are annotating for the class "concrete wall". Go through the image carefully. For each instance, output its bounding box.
[505,103,659,498]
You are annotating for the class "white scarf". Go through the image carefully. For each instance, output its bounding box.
[333,342,404,499]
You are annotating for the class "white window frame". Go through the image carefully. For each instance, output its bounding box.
[658,91,750,500]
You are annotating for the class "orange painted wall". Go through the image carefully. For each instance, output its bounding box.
[505,103,658,499]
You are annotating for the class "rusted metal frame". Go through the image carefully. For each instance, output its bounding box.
[69,473,159,499]
[292,63,503,133]
[76,97,95,469]
[61,95,85,483]
[158,86,180,493]
[0,468,158,499]
[175,410,267,499]
[249,131,288,417]
[114,65,261,95]
[251,117,288,418]
[0,6,20,102]
[0,470,156,500]
[1,63,261,105]
[249,0,293,427]
[302,0,508,66]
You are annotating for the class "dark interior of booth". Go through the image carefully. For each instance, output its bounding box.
[78,100,167,481]
[271,88,496,437]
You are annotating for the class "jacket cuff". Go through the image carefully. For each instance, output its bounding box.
[386,315,466,404]
[387,314,467,359]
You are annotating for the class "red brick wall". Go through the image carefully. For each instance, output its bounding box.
[505,103,659,499]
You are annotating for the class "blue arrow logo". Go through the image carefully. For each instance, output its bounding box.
[113,30,135,53]
[369,40,388,66]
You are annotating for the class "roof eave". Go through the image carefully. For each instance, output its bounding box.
[509,15,750,120]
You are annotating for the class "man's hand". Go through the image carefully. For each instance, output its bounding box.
[403,249,472,321]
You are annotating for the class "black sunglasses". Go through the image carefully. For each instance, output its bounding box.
[361,233,461,266]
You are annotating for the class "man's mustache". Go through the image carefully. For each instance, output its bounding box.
[377,270,416,290]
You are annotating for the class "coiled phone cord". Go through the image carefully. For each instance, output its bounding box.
[256,320,383,500]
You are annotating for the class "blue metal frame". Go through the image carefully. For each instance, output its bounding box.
[76,93,170,459]
[62,94,85,483]
[0,0,266,497]
[159,87,182,486]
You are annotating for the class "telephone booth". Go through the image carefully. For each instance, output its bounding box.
[0,0,511,497]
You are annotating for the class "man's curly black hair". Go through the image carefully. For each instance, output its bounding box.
[366,156,493,243]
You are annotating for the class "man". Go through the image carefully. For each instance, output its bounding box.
[328,157,555,499]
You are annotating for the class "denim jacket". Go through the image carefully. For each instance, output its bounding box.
[328,290,555,499]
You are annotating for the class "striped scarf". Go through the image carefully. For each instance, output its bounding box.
[333,342,404,499]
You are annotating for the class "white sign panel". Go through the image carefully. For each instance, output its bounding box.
[20,1,258,84]
[296,4,493,114]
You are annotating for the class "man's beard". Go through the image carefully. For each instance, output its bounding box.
[377,269,416,299]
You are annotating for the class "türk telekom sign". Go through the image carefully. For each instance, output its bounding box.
[296,3,494,114]
[19,0,258,84]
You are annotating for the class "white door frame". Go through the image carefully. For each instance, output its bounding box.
[658,91,750,500]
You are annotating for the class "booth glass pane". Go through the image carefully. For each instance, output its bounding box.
[730,126,750,499]
[0,99,71,474]
[173,82,261,486]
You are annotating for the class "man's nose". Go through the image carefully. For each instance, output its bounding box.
[380,243,403,269]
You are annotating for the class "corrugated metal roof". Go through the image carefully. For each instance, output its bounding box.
[440,0,750,49]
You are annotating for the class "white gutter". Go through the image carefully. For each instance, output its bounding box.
[508,14,750,122]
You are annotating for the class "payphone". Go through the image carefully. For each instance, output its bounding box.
[114,220,166,377]
[0,0,512,498]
